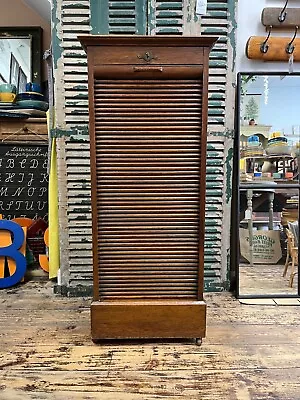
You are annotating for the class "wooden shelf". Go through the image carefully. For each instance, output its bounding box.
[0,117,48,142]
[243,155,294,160]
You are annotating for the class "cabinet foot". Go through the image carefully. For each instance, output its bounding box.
[195,338,202,346]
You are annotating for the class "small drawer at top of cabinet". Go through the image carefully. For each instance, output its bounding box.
[92,46,204,66]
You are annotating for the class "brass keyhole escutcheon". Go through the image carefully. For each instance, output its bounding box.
[137,51,157,63]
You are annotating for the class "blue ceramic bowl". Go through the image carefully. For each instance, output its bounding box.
[25,82,42,93]
[248,135,260,143]
[15,92,45,102]
[15,99,49,111]
[0,83,17,94]
[268,137,288,144]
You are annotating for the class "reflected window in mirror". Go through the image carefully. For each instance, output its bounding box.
[0,37,31,92]
[239,74,300,185]
[0,27,42,93]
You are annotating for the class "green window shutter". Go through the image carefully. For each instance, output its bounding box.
[148,0,183,35]
[204,140,224,291]
[203,1,233,290]
[91,0,147,34]
[61,0,233,294]
[204,0,229,128]
[61,0,90,129]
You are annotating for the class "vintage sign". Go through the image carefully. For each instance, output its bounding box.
[239,228,282,264]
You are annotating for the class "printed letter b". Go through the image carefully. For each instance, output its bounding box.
[0,220,26,288]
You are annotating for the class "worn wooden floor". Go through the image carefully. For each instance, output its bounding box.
[0,282,300,400]
[239,263,298,296]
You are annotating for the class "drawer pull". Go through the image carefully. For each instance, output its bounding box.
[134,66,163,72]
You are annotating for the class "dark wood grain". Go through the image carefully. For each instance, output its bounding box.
[91,301,206,340]
[79,35,216,340]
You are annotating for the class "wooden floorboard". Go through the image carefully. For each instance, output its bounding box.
[0,282,300,399]
[239,263,298,296]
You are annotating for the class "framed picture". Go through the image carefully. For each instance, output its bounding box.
[18,67,27,93]
[9,53,19,86]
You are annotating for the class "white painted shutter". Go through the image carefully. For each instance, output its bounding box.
[57,0,233,292]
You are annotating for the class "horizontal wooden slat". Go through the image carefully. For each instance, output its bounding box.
[92,78,203,299]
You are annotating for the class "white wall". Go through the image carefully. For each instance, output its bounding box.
[236,0,300,73]
[22,0,51,22]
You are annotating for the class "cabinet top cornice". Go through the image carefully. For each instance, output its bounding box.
[78,35,217,51]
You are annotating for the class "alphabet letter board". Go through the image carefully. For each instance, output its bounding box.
[0,143,48,220]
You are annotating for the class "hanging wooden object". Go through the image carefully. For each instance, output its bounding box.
[246,36,300,61]
[262,8,300,28]
[79,35,216,342]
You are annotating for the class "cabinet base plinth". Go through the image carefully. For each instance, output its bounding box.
[91,300,206,340]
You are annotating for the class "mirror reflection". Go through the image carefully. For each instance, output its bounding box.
[239,188,298,296]
[238,74,300,296]
[0,37,31,93]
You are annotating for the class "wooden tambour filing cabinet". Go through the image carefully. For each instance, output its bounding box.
[79,35,216,342]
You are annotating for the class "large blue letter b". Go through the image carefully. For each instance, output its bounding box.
[0,220,26,289]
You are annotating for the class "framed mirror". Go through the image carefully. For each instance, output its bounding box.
[0,27,42,91]
[233,73,300,298]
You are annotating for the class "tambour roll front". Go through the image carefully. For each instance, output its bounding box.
[79,35,216,341]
